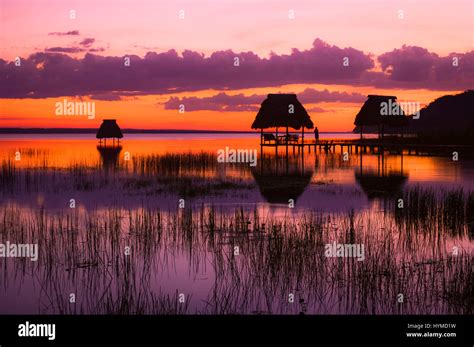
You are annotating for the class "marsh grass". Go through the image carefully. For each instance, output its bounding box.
[394,187,474,238]
[0,149,472,314]
[0,152,254,197]
[0,194,472,314]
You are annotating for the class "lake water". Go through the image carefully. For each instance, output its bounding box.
[0,133,473,314]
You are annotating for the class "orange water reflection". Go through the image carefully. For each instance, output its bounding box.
[1,134,472,188]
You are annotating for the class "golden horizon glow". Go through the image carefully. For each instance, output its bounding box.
[0,85,460,132]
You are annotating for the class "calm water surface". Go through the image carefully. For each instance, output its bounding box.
[0,134,472,314]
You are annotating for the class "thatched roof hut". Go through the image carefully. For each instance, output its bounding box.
[96,119,123,145]
[354,95,408,138]
[252,94,314,130]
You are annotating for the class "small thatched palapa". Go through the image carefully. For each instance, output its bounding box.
[251,94,314,130]
[96,119,123,139]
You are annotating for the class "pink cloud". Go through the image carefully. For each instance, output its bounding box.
[163,89,366,112]
[48,30,80,36]
[375,45,473,89]
[79,38,95,47]
[44,47,84,53]
[0,39,471,99]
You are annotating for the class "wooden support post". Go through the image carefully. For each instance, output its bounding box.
[275,127,278,156]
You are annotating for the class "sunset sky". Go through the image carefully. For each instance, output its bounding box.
[1,0,472,131]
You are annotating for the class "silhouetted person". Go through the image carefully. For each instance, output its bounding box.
[314,127,319,142]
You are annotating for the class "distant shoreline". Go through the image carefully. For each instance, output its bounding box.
[0,128,351,134]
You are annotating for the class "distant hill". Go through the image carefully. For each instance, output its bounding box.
[408,90,474,139]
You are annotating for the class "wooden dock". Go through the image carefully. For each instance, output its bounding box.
[260,139,474,156]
